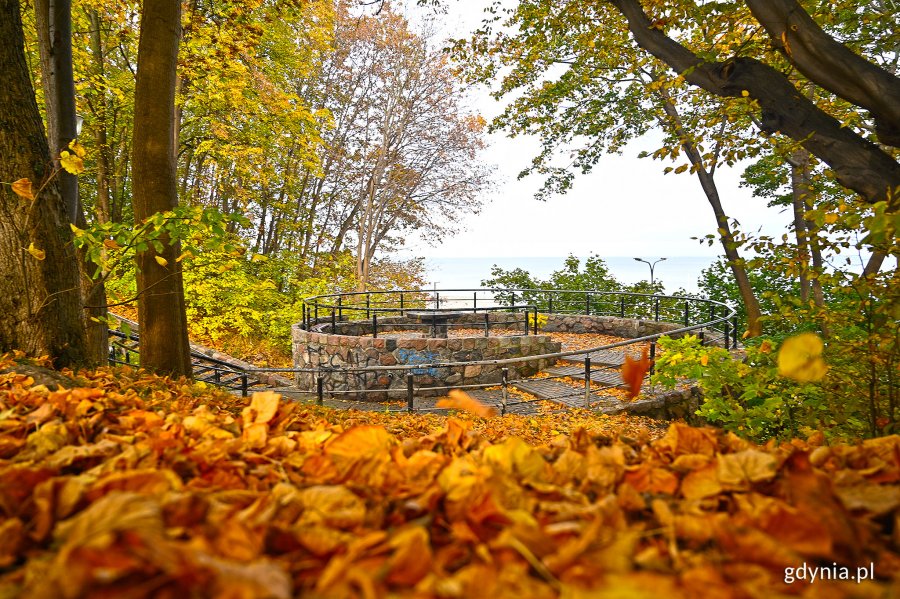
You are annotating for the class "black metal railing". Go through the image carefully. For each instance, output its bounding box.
[108,329,254,396]
[108,288,737,412]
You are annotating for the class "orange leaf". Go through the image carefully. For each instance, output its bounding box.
[620,348,651,399]
[11,178,35,200]
[436,389,497,418]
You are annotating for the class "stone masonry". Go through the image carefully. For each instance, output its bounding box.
[292,313,561,400]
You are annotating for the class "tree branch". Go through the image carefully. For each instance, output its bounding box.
[745,0,900,147]
[607,0,900,211]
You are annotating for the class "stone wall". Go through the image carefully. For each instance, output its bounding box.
[542,313,683,338]
[605,386,703,423]
[292,315,560,400]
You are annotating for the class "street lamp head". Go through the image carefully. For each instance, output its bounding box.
[633,257,643,262]
[659,257,667,261]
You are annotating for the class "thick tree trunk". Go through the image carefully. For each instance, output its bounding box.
[0,0,86,366]
[36,0,108,365]
[132,0,192,377]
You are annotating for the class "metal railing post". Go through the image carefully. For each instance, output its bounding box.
[366,294,371,319]
[407,374,414,413]
[501,368,509,416]
[314,304,318,323]
[584,356,592,409]
[484,312,490,337]
[620,296,626,318]
[338,295,343,321]
[435,292,440,310]
[548,295,553,314]
[732,316,739,348]
[683,301,690,326]
[724,319,730,349]
[241,374,248,397]
[699,331,705,346]
[655,297,660,322]
[400,292,404,316]
[316,376,324,406]
[585,293,591,315]
[473,292,477,313]
[649,341,656,375]
[533,307,538,335]
[372,314,378,339]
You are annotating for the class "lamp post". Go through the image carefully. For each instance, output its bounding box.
[634,257,666,285]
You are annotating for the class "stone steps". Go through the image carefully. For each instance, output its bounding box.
[559,348,629,367]
[512,379,622,409]
[541,365,625,388]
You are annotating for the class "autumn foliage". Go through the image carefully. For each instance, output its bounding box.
[1,354,899,597]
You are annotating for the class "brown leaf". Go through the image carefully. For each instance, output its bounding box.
[717,450,778,489]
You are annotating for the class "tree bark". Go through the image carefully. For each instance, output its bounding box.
[745,0,900,147]
[35,0,109,365]
[656,90,764,336]
[788,149,812,303]
[132,0,192,377]
[0,0,86,366]
[609,0,900,212]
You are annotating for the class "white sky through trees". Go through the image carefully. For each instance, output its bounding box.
[398,1,790,259]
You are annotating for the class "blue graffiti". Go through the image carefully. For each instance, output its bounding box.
[396,348,440,376]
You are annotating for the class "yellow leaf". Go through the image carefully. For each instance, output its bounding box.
[717,449,778,488]
[68,139,86,158]
[777,333,827,382]
[26,243,46,261]
[824,213,838,224]
[175,250,193,262]
[102,239,121,250]
[154,255,168,267]
[700,354,709,366]
[242,391,281,425]
[59,151,84,175]
[11,178,35,200]
[741,90,750,97]
[483,436,548,482]
[250,253,268,262]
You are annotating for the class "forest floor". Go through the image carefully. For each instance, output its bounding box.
[1,352,898,597]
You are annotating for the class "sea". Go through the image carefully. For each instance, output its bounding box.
[420,256,716,295]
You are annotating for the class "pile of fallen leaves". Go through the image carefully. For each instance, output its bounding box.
[1,355,899,597]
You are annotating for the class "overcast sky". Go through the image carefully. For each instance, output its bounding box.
[398,2,791,259]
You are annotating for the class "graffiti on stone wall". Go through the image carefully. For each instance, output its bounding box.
[396,348,440,376]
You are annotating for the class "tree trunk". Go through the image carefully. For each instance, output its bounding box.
[132,0,192,377]
[789,149,812,304]
[656,89,764,336]
[35,0,109,365]
[0,0,86,366]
